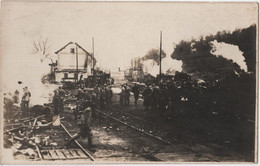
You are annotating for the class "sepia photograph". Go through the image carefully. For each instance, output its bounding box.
[1,1,258,164]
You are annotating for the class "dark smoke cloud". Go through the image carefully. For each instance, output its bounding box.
[142,48,166,65]
[171,24,256,75]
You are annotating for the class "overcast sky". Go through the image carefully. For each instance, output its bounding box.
[2,2,258,73]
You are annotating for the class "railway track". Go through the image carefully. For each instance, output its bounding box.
[29,123,95,162]
[34,123,95,161]
[95,108,218,162]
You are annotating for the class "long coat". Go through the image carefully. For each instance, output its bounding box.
[52,94,63,115]
[142,88,151,107]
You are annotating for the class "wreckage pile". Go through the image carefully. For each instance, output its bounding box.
[3,86,100,160]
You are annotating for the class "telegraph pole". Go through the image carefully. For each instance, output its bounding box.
[76,44,79,82]
[159,30,162,80]
[92,37,95,75]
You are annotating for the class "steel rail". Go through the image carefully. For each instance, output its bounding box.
[60,123,95,161]
[95,109,218,162]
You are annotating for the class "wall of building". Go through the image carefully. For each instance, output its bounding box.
[57,43,88,70]
[111,71,125,81]
[55,71,89,82]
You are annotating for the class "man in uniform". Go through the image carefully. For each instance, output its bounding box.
[52,90,63,126]
[124,85,130,105]
[119,87,125,106]
[65,105,93,148]
[132,83,140,104]
[142,85,151,110]
[99,88,106,109]
[106,86,113,106]
[21,87,31,112]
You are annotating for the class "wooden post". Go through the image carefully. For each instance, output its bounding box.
[92,37,95,75]
[159,30,162,80]
[76,44,79,82]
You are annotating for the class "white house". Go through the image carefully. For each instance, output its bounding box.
[54,42,95,82]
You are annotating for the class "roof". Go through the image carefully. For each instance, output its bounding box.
[55,42,73,54]
[75,43,91,56]
[55,42,93,59]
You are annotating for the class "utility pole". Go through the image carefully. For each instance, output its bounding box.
[159,30,162,80]
[76,44,79,82]
[92,37,95,75]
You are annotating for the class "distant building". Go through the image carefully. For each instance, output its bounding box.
[54,42,95,82]
[125,67,144,82]
[110,69,125,83]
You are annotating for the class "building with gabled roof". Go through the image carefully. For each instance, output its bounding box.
[53,42,96,82]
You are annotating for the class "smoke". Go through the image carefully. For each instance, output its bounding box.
[209,40,247,72]
[161,55,182,75]
[3,53,59,106]
[142,59,159,77]
[141,55,183,77]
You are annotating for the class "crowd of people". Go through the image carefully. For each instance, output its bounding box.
[119,85,131,106]
[134,72,255,120]
[76,85,113,110]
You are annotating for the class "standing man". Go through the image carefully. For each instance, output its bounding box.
[65,105,93,148]
[132,83,140,104]
[99,88,106,109]
[124,85,130,105]
[142,85,151,110]
[106,86,113,106]
[21,87,31,112]
[12,90,20,104]
[119,87,125,106]
[52,90,62,126]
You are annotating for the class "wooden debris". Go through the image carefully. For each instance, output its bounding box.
[55,150,66,159]
[62,149,75,159]
[35,144,43,160]
[48,150,60,160]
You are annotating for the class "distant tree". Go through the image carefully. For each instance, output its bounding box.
[32,36,54,63]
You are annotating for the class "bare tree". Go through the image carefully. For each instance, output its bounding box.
[32,36,54,63]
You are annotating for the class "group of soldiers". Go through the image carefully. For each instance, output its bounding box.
[119,85,131,105]
[142,84,172,113]
[76,85,113,110]
[4,87,31,120]
[139,80,202,117]
[139,78,236,118]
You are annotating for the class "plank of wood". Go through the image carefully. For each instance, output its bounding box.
[75,149,88,158]
[41,150,52,160]
[22,115,45,123]
[69,149,80,158]
[32,118,38,126]
[48,150,60,160]
[62,149,76,159]
[55,150,66,160]
[35,144,43,160]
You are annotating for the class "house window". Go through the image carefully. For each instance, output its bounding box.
[64,73,68,78]
[71,48,75,53]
